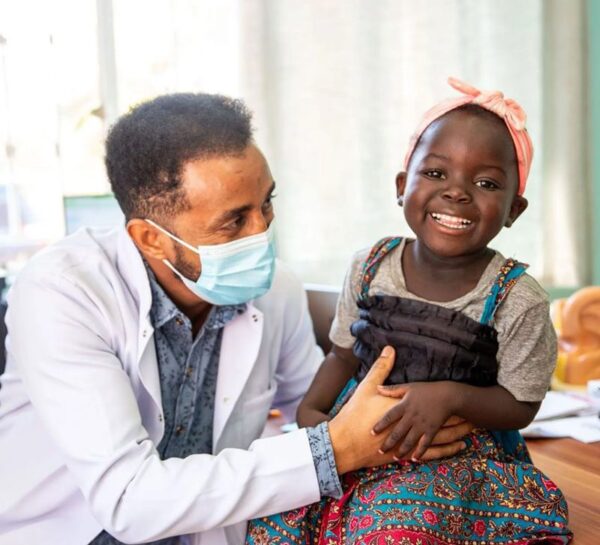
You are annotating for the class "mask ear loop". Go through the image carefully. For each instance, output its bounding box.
[145,219,200,255]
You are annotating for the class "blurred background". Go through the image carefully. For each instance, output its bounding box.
[0,0,599,294]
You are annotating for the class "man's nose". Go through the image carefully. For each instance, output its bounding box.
[247,212,270,235]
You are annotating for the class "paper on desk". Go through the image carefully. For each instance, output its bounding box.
[533,391,591,421]
[522,415,600,443]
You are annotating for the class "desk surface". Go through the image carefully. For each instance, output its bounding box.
[527,438,600,544]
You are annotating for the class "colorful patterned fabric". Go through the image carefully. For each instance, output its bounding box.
[246,381,571,545]
[246,241,571,545]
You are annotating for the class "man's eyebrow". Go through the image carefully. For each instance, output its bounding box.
[210,182,276,229]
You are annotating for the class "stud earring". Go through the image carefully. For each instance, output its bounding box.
[397,196,404,207]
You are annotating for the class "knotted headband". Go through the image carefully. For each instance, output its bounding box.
[403,77,533,195]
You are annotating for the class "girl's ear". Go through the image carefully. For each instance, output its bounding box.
[395,172,407,202]
[505,195,528,227]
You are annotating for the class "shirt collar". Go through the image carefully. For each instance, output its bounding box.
[144,261,245,330]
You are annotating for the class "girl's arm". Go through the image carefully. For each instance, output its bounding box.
[374,382,540,460]
[296,344,360,427]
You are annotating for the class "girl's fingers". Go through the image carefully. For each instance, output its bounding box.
[395,426,424,459]
[372,401,405,435]
[380,418,411,453]
[409,433,433,461]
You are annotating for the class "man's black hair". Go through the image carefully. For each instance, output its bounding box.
[105,93,253,221]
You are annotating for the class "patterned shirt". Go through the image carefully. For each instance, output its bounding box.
[90,265,341,544]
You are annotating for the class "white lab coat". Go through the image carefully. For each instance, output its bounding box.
[0,227,324,545]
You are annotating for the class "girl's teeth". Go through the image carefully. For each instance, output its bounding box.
[430,212,472,230]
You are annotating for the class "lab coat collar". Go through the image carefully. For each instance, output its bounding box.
[114,227,266,446]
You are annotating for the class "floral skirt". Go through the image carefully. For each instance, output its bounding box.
[246,379,572,545]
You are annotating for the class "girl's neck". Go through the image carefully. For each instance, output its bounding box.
[402,239,496,302]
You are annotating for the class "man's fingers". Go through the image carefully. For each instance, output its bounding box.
[376,384,408,398]
[430,420,474,446]
[409,433,432,461]
[442,415,466,427]
[419,440,467,462]
[360,346,395,389]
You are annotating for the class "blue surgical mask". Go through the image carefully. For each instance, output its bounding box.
[146,219,276,306]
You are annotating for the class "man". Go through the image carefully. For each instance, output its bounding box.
[0,94,469,544]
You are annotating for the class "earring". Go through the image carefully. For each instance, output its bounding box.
[397,196,404,207]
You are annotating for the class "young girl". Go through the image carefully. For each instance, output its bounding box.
[247,78,572,544]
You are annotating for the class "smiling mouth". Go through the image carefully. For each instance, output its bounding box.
[430,212,473,230]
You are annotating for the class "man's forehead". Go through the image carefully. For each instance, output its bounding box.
[178,149,273,221]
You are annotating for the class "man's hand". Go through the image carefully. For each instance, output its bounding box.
[420,416,473,461]
[328,347,471,474]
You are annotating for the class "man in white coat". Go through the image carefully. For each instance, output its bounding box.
[0,94,470,544]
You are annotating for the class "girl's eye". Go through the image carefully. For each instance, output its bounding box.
[423,169,445,180]
[475,179,500,190]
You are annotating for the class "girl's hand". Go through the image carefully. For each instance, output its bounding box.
[373,381,460,461]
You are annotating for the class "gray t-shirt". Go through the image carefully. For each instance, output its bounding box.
[330,238,557,402]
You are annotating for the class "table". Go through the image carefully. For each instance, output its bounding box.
[527,438,600,544]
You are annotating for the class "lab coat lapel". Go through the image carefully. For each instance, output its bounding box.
[213,303,264,445]
[116,228,163,416]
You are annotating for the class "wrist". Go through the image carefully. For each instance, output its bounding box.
[441,381,464,416]
[327,418,355,475]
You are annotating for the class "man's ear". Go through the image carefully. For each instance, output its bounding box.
[395,172,407,205]
[127,219,169,260]
[505,195,528,228]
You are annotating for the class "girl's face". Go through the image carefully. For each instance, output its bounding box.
[396,109,528,260]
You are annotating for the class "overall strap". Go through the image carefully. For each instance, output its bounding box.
[358,237,402,300]
[480,258,529,326]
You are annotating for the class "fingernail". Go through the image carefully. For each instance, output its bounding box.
[460,442,467,449]
[411,456,419,462]
[378,449,385,455]
[393,455,401,462]
[370,429,377,436]
[381,346,393,357]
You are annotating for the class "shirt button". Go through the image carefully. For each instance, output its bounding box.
[185,367,193,377]
[175,425,185,435]
[158,414,163,422]
[175,317,184,326]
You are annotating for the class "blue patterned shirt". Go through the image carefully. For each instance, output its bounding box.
[90,265,341,544]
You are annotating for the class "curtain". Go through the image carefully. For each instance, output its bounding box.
[238,0,589,287]
[0,0,590,287]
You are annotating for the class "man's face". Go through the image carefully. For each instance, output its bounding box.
[168,143,276,281]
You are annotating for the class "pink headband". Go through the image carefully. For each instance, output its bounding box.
[403,77,533,196]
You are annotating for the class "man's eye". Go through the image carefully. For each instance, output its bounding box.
[263,193,277,208]
[225,216,246,231]
[475,179,499,190]
[424,169,445,179]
